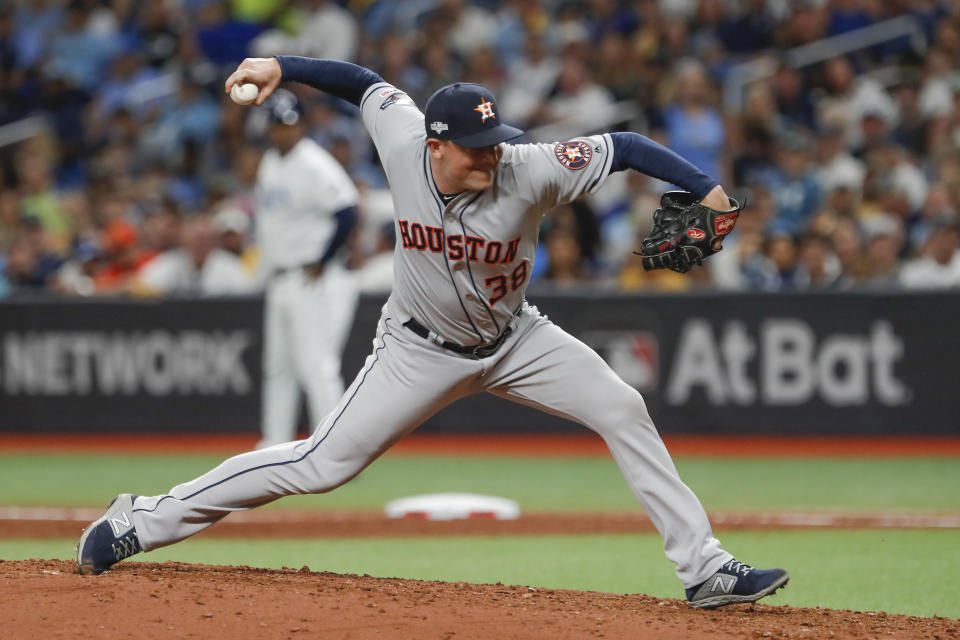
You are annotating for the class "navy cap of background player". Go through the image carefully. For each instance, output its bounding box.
[264,88,305,126]
[424,83,523,148]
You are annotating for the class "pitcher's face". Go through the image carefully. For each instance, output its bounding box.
[428,140,503,192]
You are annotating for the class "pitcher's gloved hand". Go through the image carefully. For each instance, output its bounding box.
[638,191,743,273]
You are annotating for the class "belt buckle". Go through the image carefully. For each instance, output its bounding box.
[472,343,494,359]
[472,327,511,359]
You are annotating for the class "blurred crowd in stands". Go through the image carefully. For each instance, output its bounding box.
[2,0,960,298]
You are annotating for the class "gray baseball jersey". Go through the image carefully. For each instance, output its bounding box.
[129,82,733,589]
[360,82,612,346]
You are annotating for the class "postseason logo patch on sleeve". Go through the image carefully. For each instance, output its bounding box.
[553,141,593,170]
[379,88,411,111]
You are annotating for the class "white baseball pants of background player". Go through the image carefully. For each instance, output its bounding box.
[132,303,732,588]
[259,263,359,447]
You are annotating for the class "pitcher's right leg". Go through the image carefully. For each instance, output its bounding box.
[130,315,483,551]
[484,314,730,588]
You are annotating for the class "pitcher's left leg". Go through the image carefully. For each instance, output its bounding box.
[129,315,480,552]
[485,315,730,588]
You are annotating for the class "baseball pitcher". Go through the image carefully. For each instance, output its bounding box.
[77,56,787,609]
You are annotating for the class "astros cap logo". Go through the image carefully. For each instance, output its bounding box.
[474,99,496,122]
[423,83,523,147]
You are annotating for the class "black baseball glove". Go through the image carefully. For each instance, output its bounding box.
[637,191,743,274]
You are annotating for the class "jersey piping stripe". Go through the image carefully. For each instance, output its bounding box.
[421,149,484,340]
[359,82,392,112]
[587,134,614,193]
[457,195,502,335]
[132,320,396,516]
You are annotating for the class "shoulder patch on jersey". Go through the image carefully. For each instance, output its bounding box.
[554,141,593,170]
[379,90,412,111]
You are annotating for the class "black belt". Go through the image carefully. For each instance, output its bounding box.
[403,318,513,359]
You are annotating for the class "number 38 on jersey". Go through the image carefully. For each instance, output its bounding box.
[397,218,529,306]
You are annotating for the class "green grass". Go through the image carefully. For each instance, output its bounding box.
[3,452,958,619]
[1,453,958,512]
[5,530,958,619]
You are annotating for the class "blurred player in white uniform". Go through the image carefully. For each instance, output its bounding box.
[255,89,360,447]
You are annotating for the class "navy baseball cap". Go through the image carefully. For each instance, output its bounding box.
[424,83,523,148]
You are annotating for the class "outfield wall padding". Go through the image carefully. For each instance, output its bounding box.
[1,291,956,434]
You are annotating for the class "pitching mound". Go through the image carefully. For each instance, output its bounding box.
[4,560,956,639]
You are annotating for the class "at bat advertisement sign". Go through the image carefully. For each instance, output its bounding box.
[664,319,909,408]
[399,291,952,434]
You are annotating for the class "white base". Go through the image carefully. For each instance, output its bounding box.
[384,493,520,520]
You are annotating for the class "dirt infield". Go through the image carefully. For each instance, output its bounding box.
[3,559,956,639]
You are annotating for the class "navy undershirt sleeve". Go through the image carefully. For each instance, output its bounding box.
[276,57,383,106]
[317,206,358,266]
[609,132,718,199]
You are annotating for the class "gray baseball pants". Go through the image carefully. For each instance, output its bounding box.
[131,305,732,587]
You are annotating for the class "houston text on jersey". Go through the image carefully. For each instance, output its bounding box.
[397,219,520,264]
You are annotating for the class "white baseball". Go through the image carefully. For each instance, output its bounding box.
[230,83,259,105]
